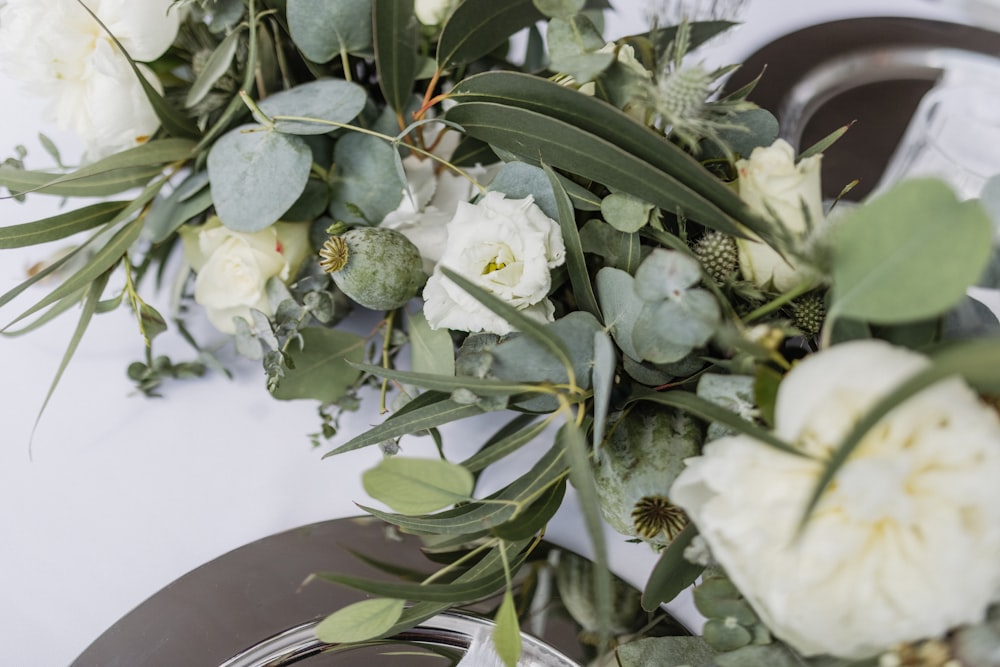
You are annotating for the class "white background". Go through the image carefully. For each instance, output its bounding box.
[0,1,987,664]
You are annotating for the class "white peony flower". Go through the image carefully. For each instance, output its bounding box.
[414,0,457,25]
[0,0,180,160]
[672,339,1000,659]
[181,218,311,334]
[736,138,824,293]
[381,130,499,274]
[422,191,566,335]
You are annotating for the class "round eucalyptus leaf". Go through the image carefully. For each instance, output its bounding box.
[287,0,372,63]
[595,266,643,360]
[532,0,585,19]
[258,79,368,135]
[207,124,312,232]
[632,290,719,363]
[329,132,404,224]
[633,248,701,302]
[488,162,558,220]
[601,192,653,233]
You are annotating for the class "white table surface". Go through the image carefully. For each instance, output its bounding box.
[0,1,985,664]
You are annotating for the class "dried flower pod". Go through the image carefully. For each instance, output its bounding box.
[320,227,425,311]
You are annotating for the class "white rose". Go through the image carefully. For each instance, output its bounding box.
[181,218,311,334]
[672,339,1000,659]
[422,191,566,335]
[0,0,180,160]
[736,138,824,292]
[381,130,499,274]
[414,0,457,25]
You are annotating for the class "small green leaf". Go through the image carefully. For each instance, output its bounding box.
[287,0,373,63]
[493,591,522,667]
[186,26,243,108]
[271,327,366,402]
[488,161,558,220]
[543,163,601,320]
[547,15,613,82]
[641,523,703,611]
[143,174,213,243]
[329,132,404,224]
[591,329,616,454]
[258,79,368,135]
[830,179,993,324]
[601,192,653,233]
[596,267,644,361]
[314,598,405,643]
[533,0,585,19]
[362,456,475,515]
[407,309,456,376]
[491,479,566,540]
[207,124,312,232]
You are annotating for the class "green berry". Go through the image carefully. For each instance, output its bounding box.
[693,231,738,283]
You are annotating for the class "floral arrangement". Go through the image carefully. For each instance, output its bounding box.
[2,0,1000,665]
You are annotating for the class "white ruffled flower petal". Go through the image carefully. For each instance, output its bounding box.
[672,339,1000,659]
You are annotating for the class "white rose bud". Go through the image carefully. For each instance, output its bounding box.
[672,339,1000,659]
[735,138,824,293]
[0,0,180,160]
[181,218,311,334]
[422,191,566,335]
[414,0,457,25]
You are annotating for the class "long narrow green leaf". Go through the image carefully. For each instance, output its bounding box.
[437,0,544,69]
[0,201,128,249]
[1,287,87,337]
[461,414,550,473]
[348,361,542,396]
[0,234,98,310]
[1,218,143,332]
[74,0,200,139]
[627,387,807,457]
[560,421,613,649]
[446,102,751,239]
[641,523,703,611]
[491,478,567,540]
[374,0,419,114]
[28,270,112,452]
[325,398,485,456]
[797,336,1000,532]
[543,163,601,321]
[591,330,616,455]
[385,539,533,635]
[439,267,575,374]
[448,72,770,240]
[186,26,244,108]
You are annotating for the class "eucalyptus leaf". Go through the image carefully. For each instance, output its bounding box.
[329,132,405,224]
[632,290,719,363]
[490,479,566,540]
[601,192,653,233]
[543,163,600,319]
[437,0,545,69]
[270,327,365,402]
[315,598,405,643]
[287,0,373,63]
[830,179,993,324]
[186,26,243,108]
[702,107,779,160]
[533,0,585,19]
[547,16,613,82]
[363,456,474,515]
[143,182,213,244]
[258,79,368,135]
[207,124,312,232]
[641,523,703,611]
[591,329,616,455]
[615,636,718,667]
[493,591,522,667]
[488,162,558,220]
[407,309,456,376]
[0,201,127,249]
[374,0,419,113]
[595,267,643,360]
[461,415,551,473]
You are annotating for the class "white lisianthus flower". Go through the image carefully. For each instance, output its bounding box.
[671,339,1000,659]
[381,130,499,274]
[181,218,311,335]
[0,0,180,160]
[736,138,824,292]
[422,192,566,335]
[414,0,457,25]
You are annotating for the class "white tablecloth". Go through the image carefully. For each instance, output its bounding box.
[0,1,983,664]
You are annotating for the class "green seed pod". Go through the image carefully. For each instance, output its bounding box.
[320,227,425,311]
[593,404,703,547]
